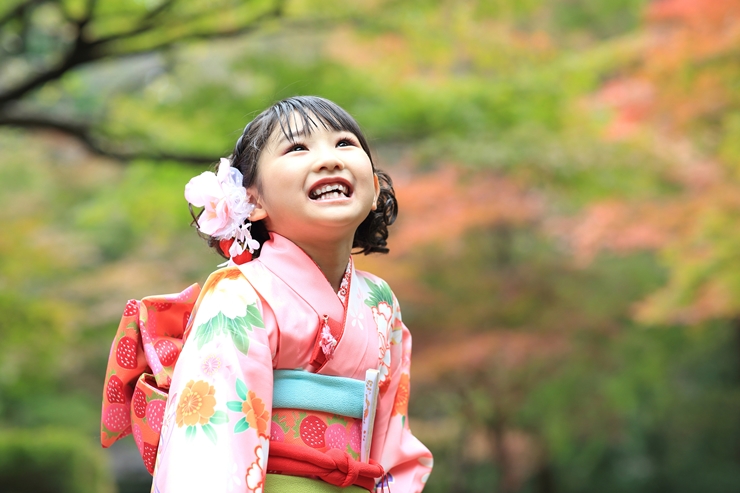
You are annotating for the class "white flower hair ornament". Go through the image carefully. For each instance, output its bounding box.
[184,158,260,264]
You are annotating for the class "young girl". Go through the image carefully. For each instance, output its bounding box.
[101,96,433,492]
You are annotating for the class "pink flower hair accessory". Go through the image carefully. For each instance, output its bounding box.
[185,158,260,259]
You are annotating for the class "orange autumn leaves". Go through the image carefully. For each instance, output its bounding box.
[390,167,541,257]
[356,166,543,299]
[564,0,740,325]
[592,0,740,140]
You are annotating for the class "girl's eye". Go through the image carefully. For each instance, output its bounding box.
[288,143,307,152]
[337,138,356,148]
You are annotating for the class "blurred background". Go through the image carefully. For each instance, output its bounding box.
[2,0,740,491]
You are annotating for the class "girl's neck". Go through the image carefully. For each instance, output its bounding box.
[290,237,352,292]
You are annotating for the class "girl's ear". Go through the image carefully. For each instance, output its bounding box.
[247,186,268,221]
[371,173,380,211]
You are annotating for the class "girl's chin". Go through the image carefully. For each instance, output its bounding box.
[271,215,367,238]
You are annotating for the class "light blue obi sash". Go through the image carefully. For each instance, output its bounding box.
[273,369,365,418]
[268,369,382,492]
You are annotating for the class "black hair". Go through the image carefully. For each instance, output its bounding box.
[190,95,398,259]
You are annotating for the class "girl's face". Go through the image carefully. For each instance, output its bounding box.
[248,115,380,247]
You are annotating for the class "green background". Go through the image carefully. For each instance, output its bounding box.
[2,0,740,491]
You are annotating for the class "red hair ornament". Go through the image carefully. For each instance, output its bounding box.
[219,238,253,265]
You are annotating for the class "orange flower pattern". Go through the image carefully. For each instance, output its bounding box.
[242,390,270,437]
[227,380,270,438]
[201,267,244,296]
[146,242,432,492]
[393,373,410,417]
[176,380,217,427]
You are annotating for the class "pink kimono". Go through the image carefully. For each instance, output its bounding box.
[146,233,432,492]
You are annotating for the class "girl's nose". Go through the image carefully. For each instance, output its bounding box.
[313,146,345,172]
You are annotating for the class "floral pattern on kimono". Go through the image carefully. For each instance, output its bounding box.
[151,233,432,493]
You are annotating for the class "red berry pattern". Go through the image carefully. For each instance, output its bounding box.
[154,339,179,367]
[299,416,327,449]
[104,403,130,432]
[146,399,166,434]
[325,423,348,450]
[152,301,172,311]
[123,300,139,317]
[116,336,138,369]
[270,421,285,442]
[133,387,147,418]
[101,284,200,455]
[106,375,125,404]
[142,442,157,474]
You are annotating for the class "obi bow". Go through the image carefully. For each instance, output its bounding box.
[100,284,200,474]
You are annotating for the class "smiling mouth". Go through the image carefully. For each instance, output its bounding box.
[309,182,351,201]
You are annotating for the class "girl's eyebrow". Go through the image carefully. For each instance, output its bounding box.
[276,127,310,145]
[276,126,349,146]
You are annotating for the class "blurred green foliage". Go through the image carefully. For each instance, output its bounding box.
[2,0,740,492]
[0,428,115,493]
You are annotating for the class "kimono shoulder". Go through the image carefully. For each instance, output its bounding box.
[183,266,263,346]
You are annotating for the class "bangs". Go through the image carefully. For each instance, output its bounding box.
[271,97,364,144]
[233,96,375,177]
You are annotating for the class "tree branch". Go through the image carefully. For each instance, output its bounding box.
[0,114,217,165]
[75,0,181,47]
[140,0,177,23]
[92,11,358,67]
[91,3,283,52]
[0,36,92,108]
[0,1,287,107]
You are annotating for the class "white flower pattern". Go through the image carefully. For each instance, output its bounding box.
[197,277,257,323]
[246,437,269,493]
[227,462,244,492]
[373,302,393,387]
[350,303,365,331]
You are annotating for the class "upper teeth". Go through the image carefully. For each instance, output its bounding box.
[311,183,349,199]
